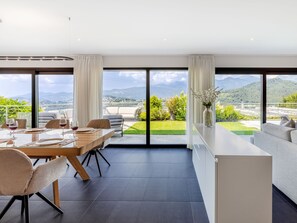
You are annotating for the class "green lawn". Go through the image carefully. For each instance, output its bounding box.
[124,121,186,135]
[217,122,259,135]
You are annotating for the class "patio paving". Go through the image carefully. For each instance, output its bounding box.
[110,134,186,145]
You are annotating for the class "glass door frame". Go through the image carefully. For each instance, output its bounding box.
[104,67,188,148]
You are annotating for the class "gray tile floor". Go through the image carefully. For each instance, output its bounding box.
[0,148,297,223]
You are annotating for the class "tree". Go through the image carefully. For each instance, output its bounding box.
[138,95,170,121]
[0,96,31,124]
[165,93,187,121]
[282,92,297,108]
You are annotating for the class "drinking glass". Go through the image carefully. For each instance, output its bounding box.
[59,118,67,135]
[6,118,14,128]
[70,120,79,139]
[8,120,18,138]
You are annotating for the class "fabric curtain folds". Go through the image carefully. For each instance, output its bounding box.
[187,55,215,148]
[74,55,103,126]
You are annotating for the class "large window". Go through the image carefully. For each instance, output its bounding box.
[267,74,297,124]
[0,68,73,128]
[215,74,261,135]
[0,74,32,127]
[150,70,187,144]
[103,70,147,144]
[216,68,297,138]
[103,68,188,146]
[37,75,74,127]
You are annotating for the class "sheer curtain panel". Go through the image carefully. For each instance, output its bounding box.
[74,55,103,126]
[187,55,215,148]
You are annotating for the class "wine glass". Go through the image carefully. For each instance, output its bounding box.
[8,120,18,138]
[70,120,79,139]
[59,118,67,135]
[6,118,14,128]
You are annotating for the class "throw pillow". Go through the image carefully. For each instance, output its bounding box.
[280,115,290,125]
[283,119,296,128]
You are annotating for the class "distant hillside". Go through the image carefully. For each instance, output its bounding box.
[218,78,297,103]
[215,76,259,90]
[13,92,73,104]
[104,82,187,100]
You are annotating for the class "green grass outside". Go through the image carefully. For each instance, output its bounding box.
[124,120,257,136]
[217,122,259,135]
[124,121,186,135]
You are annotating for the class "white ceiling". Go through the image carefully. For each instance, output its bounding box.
[1,0,297,55]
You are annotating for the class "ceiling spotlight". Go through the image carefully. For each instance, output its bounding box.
[77,38,81,41]
[163,38,167,41]
[250,37,254,41]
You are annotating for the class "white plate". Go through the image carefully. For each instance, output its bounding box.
[25,128,44,132]
[36,138,64,146]
[75,128,94,132]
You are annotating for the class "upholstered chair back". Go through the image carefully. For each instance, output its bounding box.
[1,119,27,129]
[87,119,111,129]
[0,149,34,195]
[45,119,70,129]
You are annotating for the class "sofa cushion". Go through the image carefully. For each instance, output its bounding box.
[282,119,296,128]
[280,115,290,125]
[262,123,294,141]
[290,130,297,144]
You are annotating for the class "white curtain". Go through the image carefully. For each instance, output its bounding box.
[73,55,103,126]
[187,55,215,148]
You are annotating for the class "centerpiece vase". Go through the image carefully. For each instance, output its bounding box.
[203,106,213,127]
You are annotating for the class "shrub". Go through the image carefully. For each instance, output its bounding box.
[165,93,187,121]
[137,95,170,121]
[282,93,297,108]
[139,109,170,121]
[216,105,244,122]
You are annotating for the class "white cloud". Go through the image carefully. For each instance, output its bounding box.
[151,71,187,85]
[118,71,146,82]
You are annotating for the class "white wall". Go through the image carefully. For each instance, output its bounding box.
[215,55,297,68]
[1,55,297,68]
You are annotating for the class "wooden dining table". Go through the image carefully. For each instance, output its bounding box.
[0,128,114,207]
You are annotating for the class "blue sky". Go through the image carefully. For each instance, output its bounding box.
[103,70,188,90]
[0,75,73,97]
[0,71,188,97]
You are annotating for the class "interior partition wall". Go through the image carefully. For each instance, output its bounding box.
[0,68,73,128]
[216,68,297,135]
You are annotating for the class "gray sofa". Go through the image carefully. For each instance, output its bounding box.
[103,114,124,137]
[38,112,57,127]
[254,123,297,204]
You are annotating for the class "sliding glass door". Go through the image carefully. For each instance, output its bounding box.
[103,69,188,146]
[103,70,147,145]
[150,70,187,144]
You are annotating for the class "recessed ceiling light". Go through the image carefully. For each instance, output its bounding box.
[163,38,167,41]
[77,38,81,41]
[250,37,254,41]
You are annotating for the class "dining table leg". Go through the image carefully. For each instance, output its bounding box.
[67,156,90,181]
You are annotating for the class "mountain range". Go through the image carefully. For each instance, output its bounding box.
[11,76,297,104]
[219,78,297,103]
[215,76,260,90]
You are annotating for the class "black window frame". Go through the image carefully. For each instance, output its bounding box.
[103,67,188,148]
[216,67,297,127]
